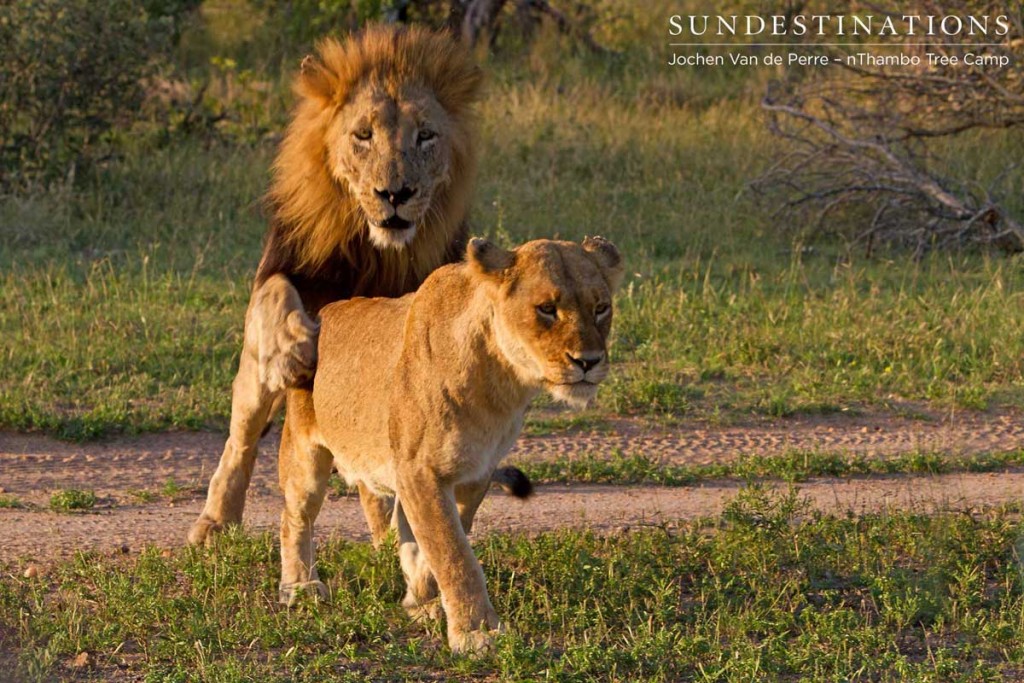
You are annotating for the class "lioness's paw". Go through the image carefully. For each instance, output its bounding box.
[279,580,329,606]
[448,627,502,656]
[402,596,442,622]
[261,311,319,392]
[187,515,223,547]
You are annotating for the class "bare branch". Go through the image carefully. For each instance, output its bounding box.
[753,3,1024,254]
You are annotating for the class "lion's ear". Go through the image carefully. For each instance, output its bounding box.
[297,51,336,105]
[582,236,624,292]
[468,238,515,278]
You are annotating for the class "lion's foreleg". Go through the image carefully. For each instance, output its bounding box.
[188,348,274,545]
[396,464,500,654]
[188,274,318,546]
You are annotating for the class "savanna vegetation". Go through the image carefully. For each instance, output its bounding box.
[8,488,1024,681]
[2,0,1022,439]
[3,1,1024,680]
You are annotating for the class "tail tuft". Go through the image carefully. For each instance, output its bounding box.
[492,466,534,499]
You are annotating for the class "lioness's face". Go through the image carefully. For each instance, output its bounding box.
[327,81,453,250]
[471,238,625,408]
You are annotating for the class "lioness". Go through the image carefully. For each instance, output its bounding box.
[278,236,623,653]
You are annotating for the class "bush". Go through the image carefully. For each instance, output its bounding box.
[0,0,173,191]
[247,0,386,56]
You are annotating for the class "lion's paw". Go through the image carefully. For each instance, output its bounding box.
[279,580,329,606]
[261,310,319,393]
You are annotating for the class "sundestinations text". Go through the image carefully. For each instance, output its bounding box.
[668,14,1011,38]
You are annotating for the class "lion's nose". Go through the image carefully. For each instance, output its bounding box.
[567,352,604,373]
[375,186,416,207]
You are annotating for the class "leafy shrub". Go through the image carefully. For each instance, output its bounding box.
[248,0,386,54]
[142,0,203,45]
[0,0,173,191]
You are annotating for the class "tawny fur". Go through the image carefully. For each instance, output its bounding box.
[277,237,623,654]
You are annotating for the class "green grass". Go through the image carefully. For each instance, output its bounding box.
[515,448,1024,487]
[5,486,1024,681]
[0,494,24,509]
[1,0,1023,440]
[124,479,191,504]
[522,412,613,436]
[48,489,97,512]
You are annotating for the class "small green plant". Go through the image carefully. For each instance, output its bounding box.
[328,473,355,498]
[127,488,157,503]
[161,478,185,498]
[0,495,23,509]
[49,489,97,512]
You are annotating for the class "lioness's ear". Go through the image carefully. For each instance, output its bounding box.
[582,236,624,291]
[468,238,515,278]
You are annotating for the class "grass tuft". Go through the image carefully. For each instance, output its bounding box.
[48,489,98,512]
[0,494,24,509]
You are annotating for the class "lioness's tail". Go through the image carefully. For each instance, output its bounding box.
[492,466,534,499]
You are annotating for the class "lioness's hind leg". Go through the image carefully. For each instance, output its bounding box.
[455,479,491,535]
[395,499,441,621]
[358,482,395,549]
[278,415,333,606]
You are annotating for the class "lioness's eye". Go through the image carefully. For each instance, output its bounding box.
[595,303,610,318]
[417,129,436,143]
[353,128,372,141]
[536,303,557,318]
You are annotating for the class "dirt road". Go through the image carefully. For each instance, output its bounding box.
[2,411,1023,562]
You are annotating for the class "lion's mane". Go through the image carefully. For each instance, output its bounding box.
[255,25,483,302]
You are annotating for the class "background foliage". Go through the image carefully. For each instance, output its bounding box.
[1,1,1022,438]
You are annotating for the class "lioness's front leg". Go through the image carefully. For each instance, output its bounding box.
[188,274,318,546]
[396,464,500,654]
[277,405,333,605]
[395,479,489,623]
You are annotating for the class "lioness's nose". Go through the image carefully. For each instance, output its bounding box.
[567,352,604,373]
[375,186,416,207]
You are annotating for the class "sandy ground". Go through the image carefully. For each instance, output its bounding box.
[2,410,1023,562]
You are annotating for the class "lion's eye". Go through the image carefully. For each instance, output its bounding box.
[595,303,610,318]
[417,129,436,144]
[536,303,557,319]
[353,128,372,141]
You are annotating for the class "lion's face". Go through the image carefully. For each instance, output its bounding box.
[326,82,453,250]
[469,237,625,408]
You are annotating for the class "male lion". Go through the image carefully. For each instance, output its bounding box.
[189,26,490,546]
[278,236,623,654]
